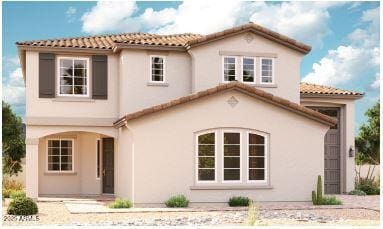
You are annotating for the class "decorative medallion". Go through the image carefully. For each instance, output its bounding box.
[244,33,254,43]
[227,96,239,108]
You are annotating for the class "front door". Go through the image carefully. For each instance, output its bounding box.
[316,108,341,194]
[102,138,114,194]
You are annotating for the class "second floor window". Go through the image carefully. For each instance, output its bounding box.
[242,57,255,83]
[223,56,236,82]
[58,57,89,96]
[151,56,165,82]
[260,58,274,84]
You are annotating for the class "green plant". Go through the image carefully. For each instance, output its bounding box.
[311,190,317,205]
[165,195,189,208]
[349,189,367,196]
[320,196,342,205]
[356,178,380,195]
[7,197,38,215]
[229,196,250,207]
[10,190,26,199]
[316,175,323,204]
[108,198,132,208]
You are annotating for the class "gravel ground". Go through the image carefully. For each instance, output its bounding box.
[2,201,380,226]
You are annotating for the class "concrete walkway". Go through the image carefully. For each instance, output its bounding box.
[62,195,380,214]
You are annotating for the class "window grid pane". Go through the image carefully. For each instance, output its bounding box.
[261,58,273,83]
[151,57,164,82]
[223,133,240,181]
[59,58,88,95]
[47,140,73,172]
[248,133,266,181]
[224,57,236,82]
[198,133,215,181]
[242,58,254,82]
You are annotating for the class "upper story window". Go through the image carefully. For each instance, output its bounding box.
[197,132,216,182]
[150,56,166,83]
[47,139,74,172]
[223,56,237,82]
[260,58,274,84]
[58,57,89,97]
[242,57,255,83]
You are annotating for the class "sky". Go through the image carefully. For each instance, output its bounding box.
[2,1,380,132]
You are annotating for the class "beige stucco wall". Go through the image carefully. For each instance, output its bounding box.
[188,33,304,103]
[119,90,329,203]
[301,97,357,192]
[38,132,102,195]
[25,51,119,120]
[119,49,192,115]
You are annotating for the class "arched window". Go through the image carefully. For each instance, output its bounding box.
[248,133,266,181]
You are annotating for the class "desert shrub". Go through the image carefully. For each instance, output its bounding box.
[229,196,250,207]
[349,189,367,196]
[108,198,132,208]
[3,179,23,191]
[2,189,12,198]
[10,190,26,199]
[356,178,380,195]
[165,195,189,208]
[320,196,342,205]
[7,197,38,215]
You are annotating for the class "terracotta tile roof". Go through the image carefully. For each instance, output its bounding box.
[16,22,310,53]
[188,22,311,54]
[300,83,364,96]
[114,82,337,128]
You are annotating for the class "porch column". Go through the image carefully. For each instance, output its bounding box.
[26,138,39,199]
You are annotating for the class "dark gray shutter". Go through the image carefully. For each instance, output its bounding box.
[39,53,55,98]
[92,55,108,99]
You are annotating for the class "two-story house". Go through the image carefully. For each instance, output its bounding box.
[17,22,363,203]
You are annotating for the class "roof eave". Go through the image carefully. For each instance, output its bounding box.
[16,44,114,54]
[300,93,364,100]
[114,43,187,52]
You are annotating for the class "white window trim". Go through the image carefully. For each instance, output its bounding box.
[56,56,90,97]
[195,130,218,184]
[222,130,242,183]
[241,56,256,84]
[246,131,268,184]
[222,56,238,83]
[46,138,75,173]
[149,55,166,83]
[259,57,275,85]
[96,138,101,179]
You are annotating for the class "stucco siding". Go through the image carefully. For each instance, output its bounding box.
[121,91,328,203]
[119,49,192,115]
[38,132,102,195]
[189,33,304,103]
[25,51,119,120]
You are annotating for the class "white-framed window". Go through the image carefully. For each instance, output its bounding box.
[96,139,101,179]
[242,57,255,83]
[196,132,216,182]
[150,56,166,83]
[260,58,274,84]
[223,132,241,182]
[47,139,74,172]
[223,56,237,82]
[248,132,267,182]
[57,56,89,96]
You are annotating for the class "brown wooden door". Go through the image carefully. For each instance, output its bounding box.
[316,108,341,194]
[102,138,114,194]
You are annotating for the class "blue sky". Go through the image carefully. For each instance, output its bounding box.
[2,1,380,132]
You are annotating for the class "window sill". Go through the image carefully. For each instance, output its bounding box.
[52,98,95,102]
[44,172,77,176]
[190,185,273,190]
[147,82,169,87]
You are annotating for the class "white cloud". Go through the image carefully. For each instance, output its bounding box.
[3,67,25,106]
[81,1,137,34]
[80,1,343,46]
[303,7,380,87]
[3,56,20,68]
[66,7,77,23]
[371,73,380,89]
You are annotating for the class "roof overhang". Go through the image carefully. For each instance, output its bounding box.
[300,94,364,100]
